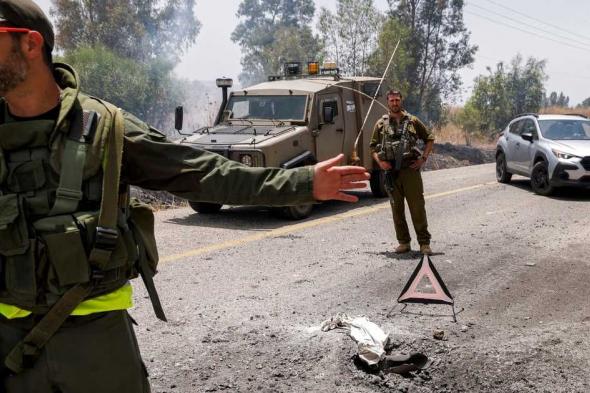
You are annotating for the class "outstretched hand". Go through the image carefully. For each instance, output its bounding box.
[312,154,370,202]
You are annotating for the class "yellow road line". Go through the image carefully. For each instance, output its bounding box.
[160,181,498,264]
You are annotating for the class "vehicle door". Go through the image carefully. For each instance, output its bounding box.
[315,93,345,160]
[505,120,523,172]
[515,119,539,174]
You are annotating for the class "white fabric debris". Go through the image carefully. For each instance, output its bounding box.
[321,313,390,366]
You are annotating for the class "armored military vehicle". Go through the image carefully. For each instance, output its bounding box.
[176,62,388,219]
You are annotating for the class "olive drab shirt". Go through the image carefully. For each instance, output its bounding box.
[369,110,435,154]
[0,63,316,319]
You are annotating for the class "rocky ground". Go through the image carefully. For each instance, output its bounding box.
[128,153,590,393]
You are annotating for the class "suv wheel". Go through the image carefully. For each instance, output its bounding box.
[531,161,554,196]
[496,152,512,183]
[189,201,223,214]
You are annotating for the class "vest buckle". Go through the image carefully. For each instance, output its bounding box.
[95,226,118,251]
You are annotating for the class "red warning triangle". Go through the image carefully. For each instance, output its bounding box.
[398,255,453,305]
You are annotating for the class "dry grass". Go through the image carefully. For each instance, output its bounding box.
[540,106,590,117]
[436,122,494,148]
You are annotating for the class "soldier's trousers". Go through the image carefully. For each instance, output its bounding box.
[0,310,150,393]
[385,167,431,245]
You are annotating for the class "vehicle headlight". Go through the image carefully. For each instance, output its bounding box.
[240,154,253,166]
[552,149,579,160]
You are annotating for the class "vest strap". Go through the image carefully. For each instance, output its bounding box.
[4,282,94,373]
[88,108,125,270]
[48,110,98,216]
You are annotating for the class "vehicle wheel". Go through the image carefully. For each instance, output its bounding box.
[370,169,388,198]
[189,201,223,214]
[530,161,554,196]
[495,152,512,183]
[279,204,313,220]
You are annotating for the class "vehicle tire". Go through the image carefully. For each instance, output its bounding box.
[279,204,313,220]
[370,169,388,198]
[530,161,554,196]
[189,201,223,214]
[495,152,512,183]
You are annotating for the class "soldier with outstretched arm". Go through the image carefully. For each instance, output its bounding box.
[0,1,369,391]
[370,89,435,255]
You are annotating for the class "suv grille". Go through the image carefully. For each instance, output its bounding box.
[582,157,590,171]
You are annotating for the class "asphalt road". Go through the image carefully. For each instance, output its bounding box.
[131,163,590,393]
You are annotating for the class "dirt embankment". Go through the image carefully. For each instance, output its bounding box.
[423,143,495,172]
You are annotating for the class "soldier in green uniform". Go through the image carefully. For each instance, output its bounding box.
[0,1,370,392]
[370,90,435,255]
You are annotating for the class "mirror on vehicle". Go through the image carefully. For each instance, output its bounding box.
[323,106,334,124]
[175,106,184,131]
[521,132,533,142]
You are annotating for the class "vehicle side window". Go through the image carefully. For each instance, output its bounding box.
[509,120,523,135]
[321,99,339,123]
[521,119,538,138]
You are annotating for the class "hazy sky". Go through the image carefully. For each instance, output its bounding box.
[36,0,590,105]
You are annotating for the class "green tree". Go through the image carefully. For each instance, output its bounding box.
[232,0,321,86]
[58,45,184,131]
[366,18,412,94]
[317,0,384,76]
[380,0,477,124]
[454,101,483,145]
[578,97,590,107]
[50,0,199,129]
[467,55,547,133]
[50,0,200,62]
[544,91,570,107]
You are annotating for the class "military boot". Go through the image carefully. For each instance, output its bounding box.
[395,243,411,254]
[419,244,432,255]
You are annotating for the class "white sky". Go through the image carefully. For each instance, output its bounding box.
[36,0,590,105]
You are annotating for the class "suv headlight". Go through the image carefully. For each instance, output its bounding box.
[551,149,579,160]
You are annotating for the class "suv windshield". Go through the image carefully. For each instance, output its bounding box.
[227,95,307,121]
[538,119,590,140]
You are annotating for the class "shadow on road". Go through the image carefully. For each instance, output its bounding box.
[165,189,388,230]
[367,250,446,260]
[506,179,590,201]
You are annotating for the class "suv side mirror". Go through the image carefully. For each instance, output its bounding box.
[521,132,533,142]
[175,106,184,131]
[323,106,335,124]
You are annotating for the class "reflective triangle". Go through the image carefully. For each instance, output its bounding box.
[398,255,453,305]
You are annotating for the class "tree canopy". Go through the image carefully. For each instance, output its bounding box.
[318,0,383,76]
[544,91,570,108]
[51,0,200,62]
[376,0,477,124]
[465,55,547,133]
[51,0,200,129]
[231,0,321,86]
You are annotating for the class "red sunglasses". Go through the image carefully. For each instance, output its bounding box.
[0,27,32,33]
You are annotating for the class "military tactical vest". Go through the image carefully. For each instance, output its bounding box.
[378,114,419,165]
[0,88,160,316]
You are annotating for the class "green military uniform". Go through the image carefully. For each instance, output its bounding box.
[370,111,435,247]
[0,63,316,392]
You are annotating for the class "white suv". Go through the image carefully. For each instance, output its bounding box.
[496,114,590,195]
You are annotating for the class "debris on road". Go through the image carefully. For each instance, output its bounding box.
[433,329,445,340]
[320,313,431,375]
[321,313,389,366]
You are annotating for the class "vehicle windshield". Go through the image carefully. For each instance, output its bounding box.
[538,119,590,140]
[227,95,307,121]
